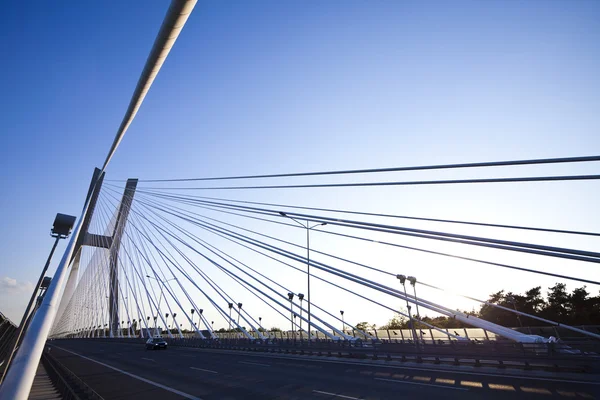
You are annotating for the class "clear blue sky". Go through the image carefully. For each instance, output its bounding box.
[1,0,599,326]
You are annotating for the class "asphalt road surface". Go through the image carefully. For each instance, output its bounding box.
[45,340,599,399]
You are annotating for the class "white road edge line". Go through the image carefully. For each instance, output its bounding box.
[190,367,218,374]
[312,389,361,399]
[238,361,270,367]
[141,357,155,362]
[54,345,202,400]
[375,378,469,391]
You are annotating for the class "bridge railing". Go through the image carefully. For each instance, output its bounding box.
[55,335,600,373]
[0,313,18,378]
[101,324,600,342]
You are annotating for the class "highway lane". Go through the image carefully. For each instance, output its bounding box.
[47,340,599,399]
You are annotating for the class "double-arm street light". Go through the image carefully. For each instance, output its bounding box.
[279,212,327,341]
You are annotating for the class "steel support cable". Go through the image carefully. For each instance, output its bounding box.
[133,189,600,238]
[95,197,123,338]
[136,198,424,338]
[115,225,151,338]
[109,191,592,344]
[122,187,600,267]
[140,203,347,340]
[128,198,348,340]
[97,197,168,339]
[136,174,600,190]
[96,195,153,338]
[131,195,600,336]
[97,196,143,339]
[107,155,600,182]
[114,188,292,337]
[125,200,254,336]
[129,207,211,338]
[57,201,111,337]
[54,214,102,335]
[137,202,458,340]
[104,199,138,338]
[138,212,349,341]
[142,205,546,340]
[107,216,174,339]
[126,213,185,340]
[136,197,600,340]
[133,192,399,278]
[109,195,250,339]
[152,216,375,340]
[125,197,171,337]
[135,198,503,338]
[106,195,152,337]
[101,194,198,339]
[102,0,198,171]
[127,192,314,293]
[109,188,600,339]
[159,223,303,338]
[133,193,600,262]
[126,211,231,337]
[126,190,600,285]
[129,204,285,339]
[127,189,600,267]
[131,218,253,340]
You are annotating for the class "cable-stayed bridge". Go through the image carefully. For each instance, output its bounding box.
[1,1,599,399]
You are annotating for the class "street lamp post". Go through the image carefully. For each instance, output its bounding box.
[1,213,75,384]
[279,212,327,342]
[287,292,295,337]
[190,309,195,332]
[407,276,423,341]
[340,310,345,334]
[397,275,417,341]
[298,293,304,340]
[237,303,243,327]
[228,303,233,333]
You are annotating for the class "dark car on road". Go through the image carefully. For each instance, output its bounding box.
[146,337,168,350]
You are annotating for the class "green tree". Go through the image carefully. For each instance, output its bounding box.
[523,286,545,313]
[380,313,407,329]
[543,283,570,321]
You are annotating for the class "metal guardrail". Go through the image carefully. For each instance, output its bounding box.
[0,313,18,379]
[42,348,104,400]
[40,352,82,400]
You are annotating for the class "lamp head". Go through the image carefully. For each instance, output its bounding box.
[51,213,76,238]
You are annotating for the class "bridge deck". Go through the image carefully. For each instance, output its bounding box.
[45,339,600,399]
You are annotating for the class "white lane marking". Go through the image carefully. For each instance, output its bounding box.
[141,357,155,362]
[54,346,202,400]
[238,361,270,367]
[312,390,361,399]
[190,367,218,374]
[84,343,600,386]
[189,350,600,385]
[181,355,196,358]
[375,377,469,391]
